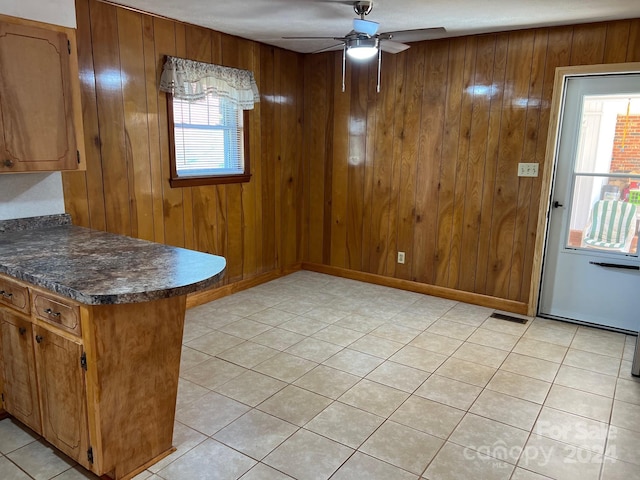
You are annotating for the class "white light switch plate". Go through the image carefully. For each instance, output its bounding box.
[518,163,539,177]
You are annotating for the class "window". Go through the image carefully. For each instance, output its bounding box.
[159,56,259,187]
[168,95,250,186]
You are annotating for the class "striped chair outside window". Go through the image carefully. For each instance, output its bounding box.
[581,200,638,253]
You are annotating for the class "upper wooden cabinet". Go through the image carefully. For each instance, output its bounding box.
[0,15,85,173]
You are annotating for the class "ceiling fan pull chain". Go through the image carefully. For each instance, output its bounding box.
[377,46,382,93]
[342,45,347,93]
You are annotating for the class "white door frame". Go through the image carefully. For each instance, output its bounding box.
[528,62,640,317]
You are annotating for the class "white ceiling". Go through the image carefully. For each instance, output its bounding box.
[111,0,640,54]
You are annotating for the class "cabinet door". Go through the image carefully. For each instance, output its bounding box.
[0,313,41,433]
[0,21,77,172]
[33,324,90,468]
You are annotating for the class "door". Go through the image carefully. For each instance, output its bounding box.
[0,313,41,433]
[540,73,640,331]
[33,324,91,468]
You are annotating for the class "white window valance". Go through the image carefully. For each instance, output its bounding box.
[159,55,260,110]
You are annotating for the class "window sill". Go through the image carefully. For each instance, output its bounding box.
[170,173,252,188]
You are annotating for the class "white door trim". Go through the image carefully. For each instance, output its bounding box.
[528,62,640,317]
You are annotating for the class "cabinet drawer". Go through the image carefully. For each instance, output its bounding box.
[33,292,81,336]
[0,276,29,314]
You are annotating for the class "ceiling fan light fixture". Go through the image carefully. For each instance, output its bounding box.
[346,37,379,60]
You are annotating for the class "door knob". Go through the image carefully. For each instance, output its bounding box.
[35,335,43,344]
[553,201,564,208]
[2,159,13,168]
[19,327,26,336]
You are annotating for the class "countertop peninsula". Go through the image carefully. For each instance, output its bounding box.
[0,215,226,304]
[0,214,227,479]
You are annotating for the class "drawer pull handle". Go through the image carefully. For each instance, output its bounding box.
[0,290,13,299]
[44,308,61,317]
[19,327,26,335]
[35,335,43,344]
[2,159,13,168]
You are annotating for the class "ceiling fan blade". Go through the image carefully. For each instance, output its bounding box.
[322,0,360,5]
[380,40,411,54]
[379,27,446,44]
[312,43,346,54]
[282,36,345,40]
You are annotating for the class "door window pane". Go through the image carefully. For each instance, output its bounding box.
[566,95,640,254]
[568,175,639,254]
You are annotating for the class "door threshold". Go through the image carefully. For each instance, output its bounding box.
[537,313,637,335]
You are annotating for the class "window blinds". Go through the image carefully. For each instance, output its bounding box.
[172,96,244,176]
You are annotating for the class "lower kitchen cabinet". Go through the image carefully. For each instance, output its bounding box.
[0,309,91,468]
[0,220,224,479]
[33,323,91,469]
[0,274,187,479]
[0,312,41,434]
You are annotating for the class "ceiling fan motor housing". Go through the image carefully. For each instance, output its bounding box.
[353,0,373,17]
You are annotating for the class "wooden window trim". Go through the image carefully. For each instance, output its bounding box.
[167,95,252,188]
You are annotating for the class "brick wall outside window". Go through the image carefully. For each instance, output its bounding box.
[611,114,640,173]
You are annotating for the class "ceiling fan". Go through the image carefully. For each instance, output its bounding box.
[283,0,446,92]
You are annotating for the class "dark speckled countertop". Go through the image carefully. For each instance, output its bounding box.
[0,215,226,305]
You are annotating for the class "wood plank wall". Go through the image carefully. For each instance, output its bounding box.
[61,2,640,305]
[303,19,640,304]
[62,0,304,285]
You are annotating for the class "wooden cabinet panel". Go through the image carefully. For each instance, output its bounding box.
[0,313,41,433]
[33,324,90,468]
[32,291,81,337]
[84,295,185,477]
[0,276,30,314]
[0,18,80,173]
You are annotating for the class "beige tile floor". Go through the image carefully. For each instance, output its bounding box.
[1,271,640,480]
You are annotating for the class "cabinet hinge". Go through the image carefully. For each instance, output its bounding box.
[68,39,71,55]
[77,150,81,164]
[87,446,94,464]
[80,352,87,371]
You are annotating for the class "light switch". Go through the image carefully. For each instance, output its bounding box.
[518,163,539,177]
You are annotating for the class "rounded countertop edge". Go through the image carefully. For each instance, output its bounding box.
[0,265,226,305]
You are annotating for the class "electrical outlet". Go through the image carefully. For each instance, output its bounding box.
[397,252,405,264]
[518,163,539,177]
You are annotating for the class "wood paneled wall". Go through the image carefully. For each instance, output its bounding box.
[62,2,640,305]
[303,19,640,304]
[62,0,304,285]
